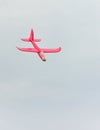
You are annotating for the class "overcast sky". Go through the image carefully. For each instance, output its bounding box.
[0,0,100,130]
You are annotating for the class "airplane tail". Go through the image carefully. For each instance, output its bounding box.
[21,29,41,42]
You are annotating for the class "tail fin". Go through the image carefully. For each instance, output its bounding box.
[21,29,41,43]
[34,39,41,42]
[21,29,34,42]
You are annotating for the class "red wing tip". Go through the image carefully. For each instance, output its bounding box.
[16,46,20,50]
[21,38,26,41]
[16,46,22,51]
[21,38,24,41]
[59,47,62,51]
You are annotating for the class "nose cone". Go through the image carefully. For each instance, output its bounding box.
[42,57,46,61]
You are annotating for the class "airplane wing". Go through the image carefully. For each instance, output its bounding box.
[16,47,38,52]
[42,47,61,53]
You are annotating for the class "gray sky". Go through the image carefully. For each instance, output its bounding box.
[0,0,100,130]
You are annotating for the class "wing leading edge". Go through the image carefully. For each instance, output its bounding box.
[42,47,61,53]
[16,47,38,52]
[16,47,61,53]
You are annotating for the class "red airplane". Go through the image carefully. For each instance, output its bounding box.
[17,29,61,61]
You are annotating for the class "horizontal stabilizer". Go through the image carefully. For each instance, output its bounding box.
[21,29,41,43]
[21,38,30,42]
[34,39,41,42]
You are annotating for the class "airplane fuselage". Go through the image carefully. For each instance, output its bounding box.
[31,41,46,61]
[17,29,61,62]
